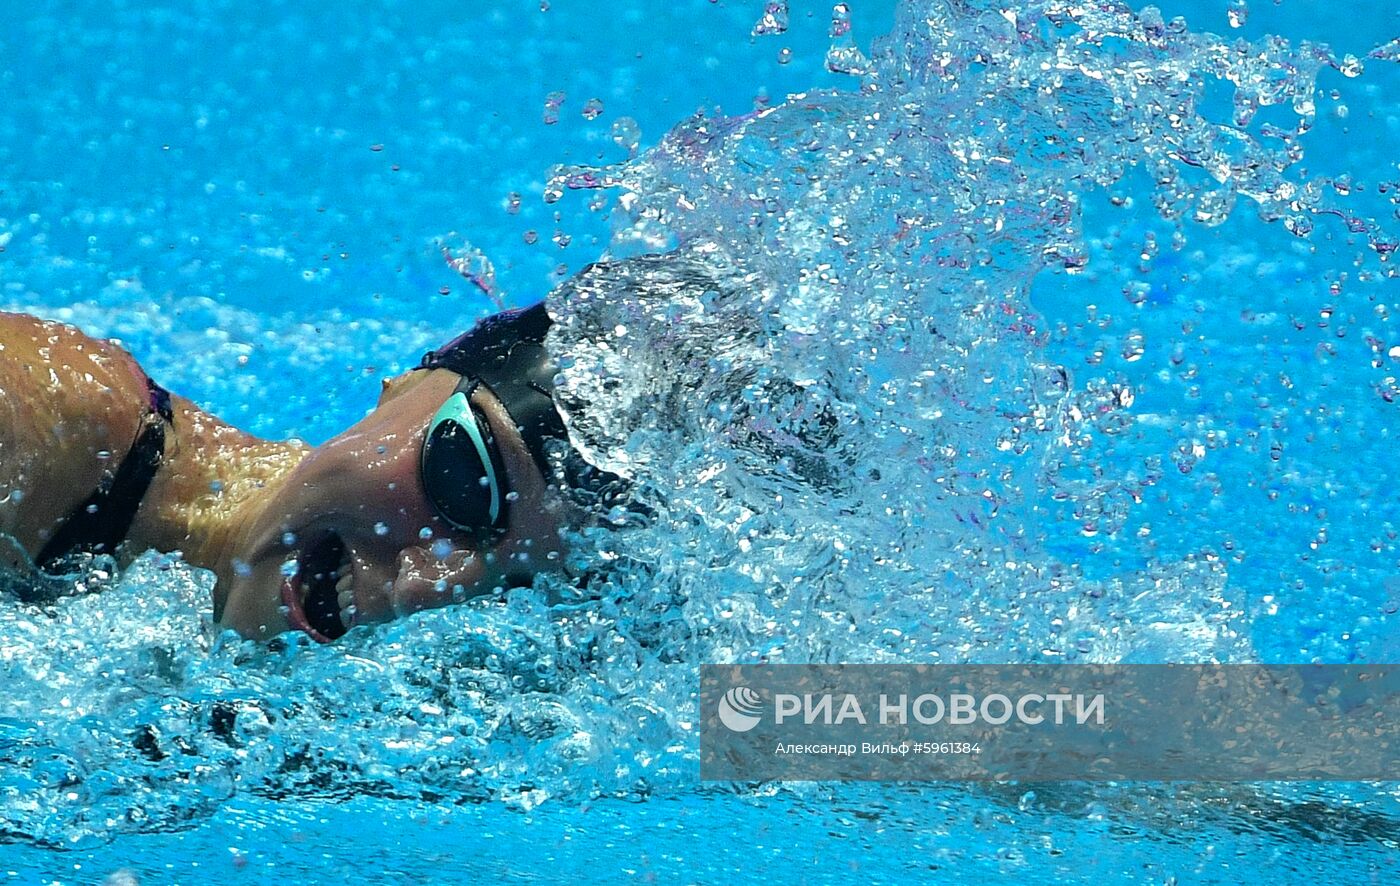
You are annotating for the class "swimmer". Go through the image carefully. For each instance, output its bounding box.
[0,302,610,642]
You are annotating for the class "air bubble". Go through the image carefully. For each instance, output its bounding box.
[581,98,604,120]
[374,522,389,536]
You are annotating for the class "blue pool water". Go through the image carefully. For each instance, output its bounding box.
[2,0,1399,882]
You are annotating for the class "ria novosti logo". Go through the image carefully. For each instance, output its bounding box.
[717,686,765,732]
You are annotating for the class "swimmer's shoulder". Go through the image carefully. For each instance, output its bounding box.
[0,310,144,372]
[0,311,155,563]
[0,310,154,403]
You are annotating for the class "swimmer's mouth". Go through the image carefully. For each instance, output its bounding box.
[280,531,352,643]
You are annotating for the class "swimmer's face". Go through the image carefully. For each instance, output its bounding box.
[214,369,565,641]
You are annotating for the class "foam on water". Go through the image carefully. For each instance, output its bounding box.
[3,0,1399,851]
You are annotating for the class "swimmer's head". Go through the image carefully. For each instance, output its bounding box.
[214,303,586,642]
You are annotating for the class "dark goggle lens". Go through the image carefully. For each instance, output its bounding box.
[421,390,508,534]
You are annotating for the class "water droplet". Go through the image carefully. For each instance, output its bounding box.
[282,531,297,547]
[829,2,851,37]
[419,526,434,540]
[280,559,299,578]
[610,117,641,154]
[542,90,566,125]
[374,522,389,536]
[1122,331,1146,362]
[431,539,455,560]
[753,1,789,36]
[505,192,522,215]
[442,241,498,297]
[1226,0,1247,28]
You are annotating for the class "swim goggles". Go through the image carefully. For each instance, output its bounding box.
[420,377,511,535]
[417,303,566,537]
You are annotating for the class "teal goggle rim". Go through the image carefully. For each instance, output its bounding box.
[420,378,510,534]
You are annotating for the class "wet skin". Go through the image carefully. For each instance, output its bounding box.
[0,312,158,567]
[217,369,567,641]
[0,311,565,641]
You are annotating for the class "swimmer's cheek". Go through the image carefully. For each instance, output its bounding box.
[216,556,294,641]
